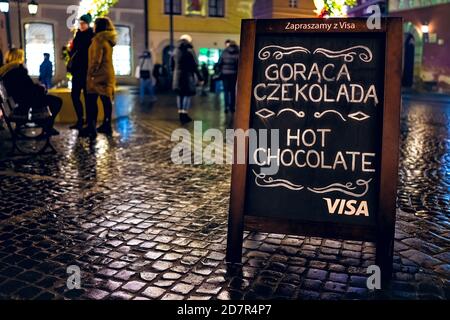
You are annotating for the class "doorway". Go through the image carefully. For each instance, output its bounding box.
[403,33,415,87]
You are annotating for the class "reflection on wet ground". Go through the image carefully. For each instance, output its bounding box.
[0,92,448,300]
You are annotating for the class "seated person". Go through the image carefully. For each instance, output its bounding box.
[0,48,62,136]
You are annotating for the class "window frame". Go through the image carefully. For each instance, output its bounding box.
[113,24,133,77]
[208,0,226,18]
[164,0,182,15]
[288,0,298,8]
[23,22,56,77]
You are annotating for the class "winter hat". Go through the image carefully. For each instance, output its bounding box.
[180,34,193,43]
[79,13,92,24]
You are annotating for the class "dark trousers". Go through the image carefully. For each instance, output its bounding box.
[71,76,88,125]
[16,95,62,130]
[222,74,237,112]
[85,94,112,129]
[46,95,62,127]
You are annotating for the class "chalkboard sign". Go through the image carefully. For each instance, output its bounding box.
[227,18,402,282]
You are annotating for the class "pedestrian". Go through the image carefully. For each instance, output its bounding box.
[171,34,203,124]
[136,50,157,104]
[68,13,94,130]
[38,53,53,90]
[200,63,209,96]
[218,40,239,113]
[80,17,117,138]
[0,48,62,136]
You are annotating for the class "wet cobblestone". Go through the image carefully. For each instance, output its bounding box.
[0,93,449,300]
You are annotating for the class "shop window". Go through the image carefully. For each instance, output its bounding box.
[198,48,221,71]
[24,23,55,77]
[209,0,225,17]
[164,0,182,14]
[113,26,132,76]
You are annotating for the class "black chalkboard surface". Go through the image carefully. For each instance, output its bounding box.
[227,18,402,283]
[245,33,386,227]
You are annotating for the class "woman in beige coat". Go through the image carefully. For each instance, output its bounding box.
[80,17,117,138]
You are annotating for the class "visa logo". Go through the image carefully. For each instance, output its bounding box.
[323,198,369,217]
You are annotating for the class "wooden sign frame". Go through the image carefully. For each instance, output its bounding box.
[226,18,403,283]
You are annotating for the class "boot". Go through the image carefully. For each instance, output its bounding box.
[97,122,113,135]
[179,113,192,125]
[184,113,193,123]
[79,126,97,139]
[179,113,185,124]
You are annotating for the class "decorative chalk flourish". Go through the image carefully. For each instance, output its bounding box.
[278,108,306,119]
[253,170,305,191]
[258,45,311,61]
[253,170,372,198]
[314,110,347,122]
[313,46,373,63]
[348,112,370,121]
[256,109,370,122]
[255,108,276,120]
[307,179,372,198]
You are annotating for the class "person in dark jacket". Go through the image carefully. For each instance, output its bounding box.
[136,50,156,104]
[0,49,62,136]
[200,63,209,96]
[172,34,203,124]
[39,53,53,89]
[68,13,94,130]
[218,40,239,113]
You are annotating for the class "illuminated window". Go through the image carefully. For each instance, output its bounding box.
[289,0,298,8]
[113,26,132,76]
[164,0,182,14]
[198,48,221,70]
[209,0,225,17]
[24,23,55,77]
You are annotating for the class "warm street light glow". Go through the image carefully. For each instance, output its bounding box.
[0,0,9,13]
[421,23,429,34]
[28,0,38,15]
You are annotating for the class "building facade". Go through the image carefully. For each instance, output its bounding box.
[148,0,253,69]
[5,0,146,84]
[346,0,387,16]
[349,0,450,91]
[0,14,8,58]
[389,0,450,91]
[253,0,316,19]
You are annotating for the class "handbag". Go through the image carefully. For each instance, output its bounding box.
[139,58,151,79]
[67,50,77,73]
[140,70,151,79]
[187,72,198,95]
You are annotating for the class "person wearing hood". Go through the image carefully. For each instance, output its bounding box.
[218,40,240,114]
[68,13,95,131]
[80,17,117,138]
[39,53,53,90]
[136,50,157,104]
[171,34,203,124]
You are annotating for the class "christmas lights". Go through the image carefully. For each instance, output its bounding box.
[314,0,357,17]
[78,0,118,21]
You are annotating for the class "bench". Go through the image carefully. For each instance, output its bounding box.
[0,80,56,155]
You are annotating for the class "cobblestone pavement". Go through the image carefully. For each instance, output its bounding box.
[0,92,449,300]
